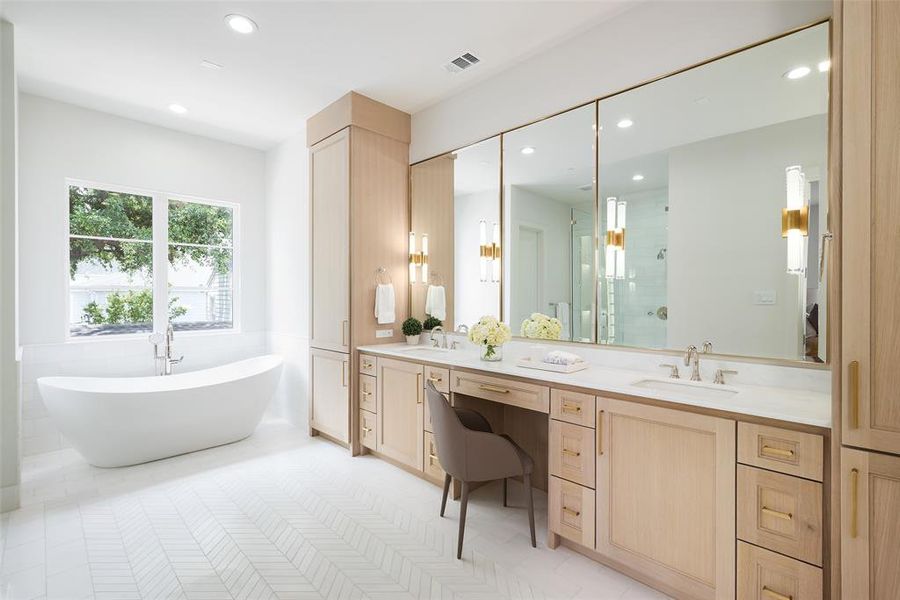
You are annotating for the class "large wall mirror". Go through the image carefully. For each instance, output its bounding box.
[410,136,501,330]
[410,22,830,364]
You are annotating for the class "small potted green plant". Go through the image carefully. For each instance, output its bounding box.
[402,317,423,345]
[423,316,443,331]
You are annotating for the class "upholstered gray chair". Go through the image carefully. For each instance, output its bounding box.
[426,382,536,559]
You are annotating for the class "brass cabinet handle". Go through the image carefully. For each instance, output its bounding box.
[850,467,859,538]
[762,587,792,600]
[761,506,793,521]
[597,410,604,455]
[848,360,860,429]
[362,426,372,434]
[760,446,795,459]
[561,402,582,414]
[428,453,439,464]
[562,448,581,457]
[417,373,423,403]
[362,361,373,371]
[478,384,510,394]
[428,376,443,384]
[342,360,348,387]
[342,320,349,347]
[562,506,581,517]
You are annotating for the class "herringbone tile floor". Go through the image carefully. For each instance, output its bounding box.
[1,421,668,600]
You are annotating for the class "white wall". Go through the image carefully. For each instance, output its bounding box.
[264,132,309,428]
[17,94,269,457]
[1,19,21,512]
[667,115,827,359]
[411,0,830,162]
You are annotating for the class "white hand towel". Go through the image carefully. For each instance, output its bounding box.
[543,350,583,366]
[425,285,446,320]
[375,284,395,324]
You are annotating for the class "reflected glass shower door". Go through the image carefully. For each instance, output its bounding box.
[571,207,595,342]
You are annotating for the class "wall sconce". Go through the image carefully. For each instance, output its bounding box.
[604,197,626,279]
[479,220,501,283]
[409,231,428,284]
[783,165,809,275]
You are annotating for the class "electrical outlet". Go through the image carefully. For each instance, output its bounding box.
[753,290,777,305]
[375,329,393,339]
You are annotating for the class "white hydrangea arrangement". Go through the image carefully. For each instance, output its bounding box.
[468,315,512,360]
[520,312,563,340]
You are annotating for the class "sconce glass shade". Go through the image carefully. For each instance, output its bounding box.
[491,222,501,283]
[784,165,808,275]
[604,197,626,279]
[421,234,429,283]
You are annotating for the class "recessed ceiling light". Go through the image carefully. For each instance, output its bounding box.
[225,14,258,34]
[818,59,831,72]
[521,146,535,155]
[200,60,224,71]
[632,174,644,181]
[784,66,811,80]
[168,104,188,114]
[617,118,633,129]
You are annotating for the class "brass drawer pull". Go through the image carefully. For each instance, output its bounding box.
[428,453,439,464]
[361,390,372,396]
[597,410,604,455]
[561,402,582,414]
[362,361,373,370]
[562,506,580,517]
[760,446,795,459]
[762,587,792,600]
[848,360,859,428]
[478,384,510,394]
[417,373,423,403]
[428,375,443,383]
[562,448,581,457]
[362,427,372,434]
[850,467,859,538]
[761,506,793,521]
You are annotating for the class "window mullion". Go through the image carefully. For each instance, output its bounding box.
[152,194,168,334]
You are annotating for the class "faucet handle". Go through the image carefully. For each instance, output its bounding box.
[701,340,714,354]
[713,369,737,385]
[659,363,680,379]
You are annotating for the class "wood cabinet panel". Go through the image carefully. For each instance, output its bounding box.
[841,447,900,599]
[737,541,823,600]
[423,431,445,483]
[549,420,595,488]
[360,410,377,451]
[359,354,377,376]
[737,422,823,481]
[549,475,595,549]
[359,374,377,413]
[737,465,823,566]
[451,370,549,414]
[424,365,450,394]
[376,358,424,470]
[310,348,350,443]
[550,389,596,428]
[595,398,735,600]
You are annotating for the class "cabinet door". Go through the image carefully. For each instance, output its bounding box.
[377,358,424,470]
[841,447,900,599]
[310,129,350,352]
[842,0,900,454]
[596,398,735,600]
[310,348,349,443]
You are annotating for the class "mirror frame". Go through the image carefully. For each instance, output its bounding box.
[409,18,834,369]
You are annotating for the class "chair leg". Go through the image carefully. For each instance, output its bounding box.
[440,473,451,517]
[457,481,469,560]
[523,474,536,548]
[502,478,508,507]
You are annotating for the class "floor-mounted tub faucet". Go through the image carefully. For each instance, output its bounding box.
[150,325,184,376]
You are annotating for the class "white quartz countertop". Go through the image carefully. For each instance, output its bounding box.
[357,343,831,429]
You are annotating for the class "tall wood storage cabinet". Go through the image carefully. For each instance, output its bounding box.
[840,1,900,597]
[308,92,410,452]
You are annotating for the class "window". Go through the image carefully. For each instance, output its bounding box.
[68,182,237,337]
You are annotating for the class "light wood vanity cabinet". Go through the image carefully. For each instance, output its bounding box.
[737,541,823,600]
[423,432,445,483]
[738,422,823,481]
[359,409,377,451]
[549,475,595,548]
[548,420,595,489]
[596,397,736,600]
[376,358,424,470]
[309,348,350,442]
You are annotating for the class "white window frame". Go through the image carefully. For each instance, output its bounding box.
[65,178,241,341]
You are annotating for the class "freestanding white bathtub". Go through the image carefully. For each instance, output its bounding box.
[37,355,283,467]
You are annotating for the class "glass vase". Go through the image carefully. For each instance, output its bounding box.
[480,344,502,362]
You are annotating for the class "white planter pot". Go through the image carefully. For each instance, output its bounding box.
[406,335,420,345]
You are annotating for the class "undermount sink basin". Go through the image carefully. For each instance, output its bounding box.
[630,378,738,400]
[398,346,453,355]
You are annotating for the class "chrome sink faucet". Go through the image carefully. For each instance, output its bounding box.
[684,345,702,381]
[430,326,447,349]
[150,324,184,376]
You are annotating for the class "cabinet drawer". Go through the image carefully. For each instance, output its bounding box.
[424,365,450,394]
[359,354,377,376]
[549,476,595,549]
[423,432,445,482]
[550,389,596,428]
[549,420,595,488]
[738,541,822,600]
[738,423,823,481]
[359,374,377,413]
[360,409,377,451]
[451,370,550,414]
[737,465,823,566]
[424,391,449,433]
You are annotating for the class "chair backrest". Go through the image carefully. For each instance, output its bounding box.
[425,382,468,480]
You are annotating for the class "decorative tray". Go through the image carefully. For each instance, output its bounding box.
[515,357,590,374]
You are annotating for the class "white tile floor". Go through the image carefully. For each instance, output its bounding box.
[1,420,668,600]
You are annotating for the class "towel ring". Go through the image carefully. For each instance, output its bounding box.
[375,267,392,285]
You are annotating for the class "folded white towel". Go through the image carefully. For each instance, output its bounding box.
[375,284,395,325]
[543,350,583,366]
[425,285,446,320]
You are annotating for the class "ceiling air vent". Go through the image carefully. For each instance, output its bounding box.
[444,51,481,74]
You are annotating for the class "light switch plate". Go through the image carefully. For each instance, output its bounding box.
[753,290,777,305]
[375,329,393,338]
